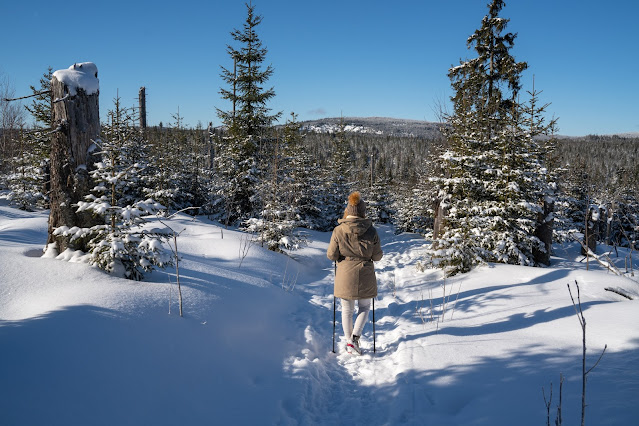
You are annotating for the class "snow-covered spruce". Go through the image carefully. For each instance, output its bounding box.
[427,1,555,275]
[64,99,173,280]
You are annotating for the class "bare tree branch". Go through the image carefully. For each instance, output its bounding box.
[3,90,51,102]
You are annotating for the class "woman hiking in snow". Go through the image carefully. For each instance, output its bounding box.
[327,191,383,354]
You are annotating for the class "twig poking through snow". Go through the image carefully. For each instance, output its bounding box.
[567,280,608,426]
[450,281,462,320]
[604,287,633,300]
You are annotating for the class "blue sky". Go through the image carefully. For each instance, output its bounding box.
[2,0,638,136]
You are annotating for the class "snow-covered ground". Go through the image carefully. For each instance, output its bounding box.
[1,200,638,425]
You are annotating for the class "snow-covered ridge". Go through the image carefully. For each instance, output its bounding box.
[297,117,639,139]
[299,117,444,138]
[52,62,99,96]
[616,131,639,138]
[303,122,384,136]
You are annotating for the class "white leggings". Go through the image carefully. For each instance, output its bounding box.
[341,298,371,339]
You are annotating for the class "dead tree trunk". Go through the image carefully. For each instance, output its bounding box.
[207,122,215,170]
[582,205,598,256]
[139,86,147,129]
[604,203,612,246]
[432,199,447,241]
[534,199,554,265]
[47,63,101,253]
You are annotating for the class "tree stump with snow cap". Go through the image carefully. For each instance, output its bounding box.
[47,63,101,253]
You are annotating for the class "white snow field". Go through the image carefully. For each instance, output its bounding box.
[1,200,638,425]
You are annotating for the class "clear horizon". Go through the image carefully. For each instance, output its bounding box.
[2,0,638,136]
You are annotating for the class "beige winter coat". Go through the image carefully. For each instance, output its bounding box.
[327,217,383,300]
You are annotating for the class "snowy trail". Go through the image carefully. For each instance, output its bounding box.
[283,226,445,424]
[285,225,639,425]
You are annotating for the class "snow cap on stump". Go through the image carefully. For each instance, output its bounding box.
[52,62,99,96]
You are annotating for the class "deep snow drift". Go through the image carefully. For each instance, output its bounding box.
[1,199,638,425]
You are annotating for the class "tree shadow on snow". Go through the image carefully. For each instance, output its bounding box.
[0,295,310,425]
[373,267,616,348]
[348,341,639,425]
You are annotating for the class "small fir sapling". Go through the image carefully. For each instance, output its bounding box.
[156,207,199,317]
[68,99,173,280]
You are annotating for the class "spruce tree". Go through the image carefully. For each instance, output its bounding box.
[521,80,559,264]
[216,2,280,224]
[430,0,554,274]
[143,110,193,212]
[188,122,213,211]
[362,148,395,225]
[7,69,52,210]
[449,0,528,137]
[317,117,354,230]
[70,97,171,280]
[25,67,53,128]
[393,173,434,235]
[7,127,47,210]
[281,113,322,230]
[365,179,395,225]
[246,113,310,251]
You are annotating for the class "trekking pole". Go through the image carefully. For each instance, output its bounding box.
[332,261,336,354]
[332,296,336,353]
[373,297,376,353]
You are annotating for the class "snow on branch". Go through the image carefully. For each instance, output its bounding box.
[570,234,623,276]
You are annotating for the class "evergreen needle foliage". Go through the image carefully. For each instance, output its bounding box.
[69,97,173,280]
[215,1,281,225]
[428,0,556,275]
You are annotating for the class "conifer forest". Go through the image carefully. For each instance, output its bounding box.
[1,1,637,280]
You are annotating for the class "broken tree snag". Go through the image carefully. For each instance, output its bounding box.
[534,199,554,266]
[47,63,101,253]
[139,86,147,129]
[432,198,448,242]
[582,205,599,256]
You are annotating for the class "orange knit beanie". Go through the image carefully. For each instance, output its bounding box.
[344,191,367,218]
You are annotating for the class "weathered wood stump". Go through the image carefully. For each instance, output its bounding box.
[47,63,101,253]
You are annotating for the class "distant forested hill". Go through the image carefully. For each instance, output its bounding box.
[297,117,639,191]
